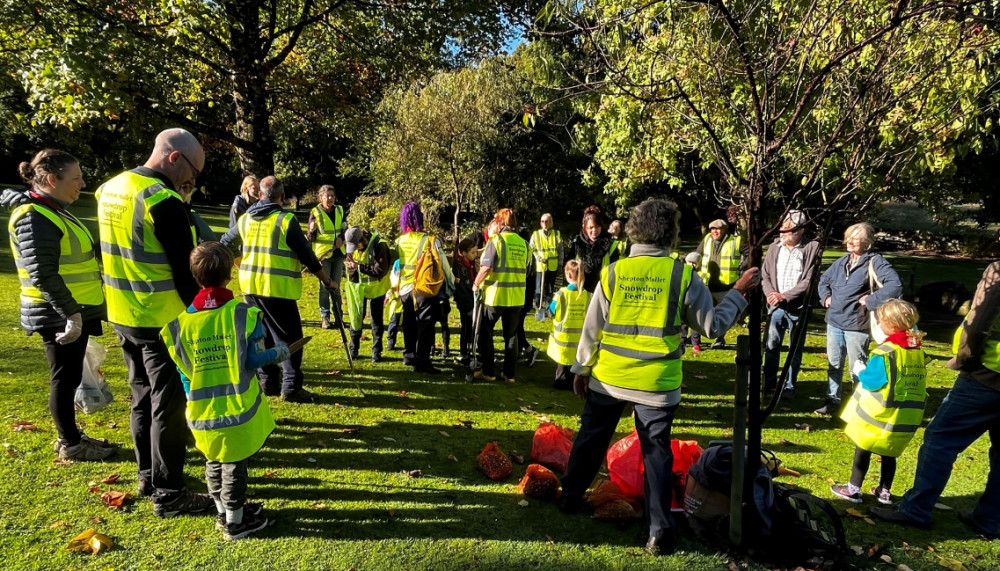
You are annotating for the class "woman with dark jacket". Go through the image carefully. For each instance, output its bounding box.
[815,222,903,416]
[4,150,114,461]
[566,206,618,293]
[228,175,259,229]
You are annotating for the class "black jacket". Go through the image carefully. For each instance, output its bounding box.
[3,189,107,333]
[566,231,617,293]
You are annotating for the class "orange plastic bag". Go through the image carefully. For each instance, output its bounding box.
[605,431,704,510]
[531,422,575,473]
[517,464,561,500]
[588,479,642,521]
[477,442,513,480]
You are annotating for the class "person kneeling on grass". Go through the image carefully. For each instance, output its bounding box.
[547,260,590,391]
[831,299,927,506]
[160,242,290,540]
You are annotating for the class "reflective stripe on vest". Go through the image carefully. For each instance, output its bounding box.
[482,231,529,308]
[698,233,741,285]
[354,233,391,299]
[97,171,195,327]
[546,286,591,365]
[9,203,104,307]
[396,232,428,289]
[160,299,276,463]
[951,320,1000,374]
[591,256,692,392]
[531,229,561,272]
[238,210,303,300]
[841,342,927,457]
[311,205,344,260]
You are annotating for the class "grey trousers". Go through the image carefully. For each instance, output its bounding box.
[206,458,249,511]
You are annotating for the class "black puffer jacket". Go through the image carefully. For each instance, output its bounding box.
[566,231,617,293]
[3,188,107,333]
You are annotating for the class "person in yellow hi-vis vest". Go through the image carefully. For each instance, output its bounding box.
[698,218,747,349]
[96,128,213,517]
[161,242,289,540]
[529,213,563,315]
[559,198,759,556]
[221,176,337,405]
[471,208,531,383]
[344,226,392,363]
[4,149,115,462]
[306,184,346,330]
[871,228,1000,539]
[831,300,927,505]
[546,260,589,391]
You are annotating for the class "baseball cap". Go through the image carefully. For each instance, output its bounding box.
[344,226,363,254]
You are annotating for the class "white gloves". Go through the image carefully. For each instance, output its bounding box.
[272,344,291,363]
[851,359,867,378]
[55,313,83,345]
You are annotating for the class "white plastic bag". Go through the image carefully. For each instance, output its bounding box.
[75,339,112,414]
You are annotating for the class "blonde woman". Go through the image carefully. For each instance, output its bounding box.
[229,175,259,229]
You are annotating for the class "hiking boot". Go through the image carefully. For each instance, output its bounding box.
[524,346,540,367]
[500,374,516,384]
[320,317,332,330]
[958,509,998,540]
[223,510,269,540]
[282,388,318,404]
[872,486,893,505]
[153,490,215,518]
[869,506,931,530]
[830,484,862,503]
[59,439,115,461]
[138,477,155,497]
[216,501,264,531]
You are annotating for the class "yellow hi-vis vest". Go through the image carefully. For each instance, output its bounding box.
[841,342,927,457]
[698,233,741,285]
[97,171,195,328]
[161,299,275,463]
[238,210,303,300]
[396,231,429,290]
[353,232,391,299]
[311,205,344,260]
[482,231,529,308]
[9,202,104,308]
[951,316,1000,374]
[602,239,622,269]
[591,256,693,392]
[531,229,561,272]
[547,286,591,366]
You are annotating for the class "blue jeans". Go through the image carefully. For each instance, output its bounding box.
[763,308,804,391]
[898,374,1000,533]
[318,254,345,320]
[825,324,870,403]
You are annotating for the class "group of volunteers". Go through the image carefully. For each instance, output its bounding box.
[5,126,999,550]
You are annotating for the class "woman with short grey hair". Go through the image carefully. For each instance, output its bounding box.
[815,222,903,415]
[559,198,758,556]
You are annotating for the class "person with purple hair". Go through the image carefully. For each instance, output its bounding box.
[395,202,453,373]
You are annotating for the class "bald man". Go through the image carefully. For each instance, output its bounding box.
[97,128,214,517]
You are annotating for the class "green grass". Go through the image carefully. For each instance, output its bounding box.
[0,195,998,570]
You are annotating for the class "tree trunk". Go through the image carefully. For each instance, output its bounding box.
[227,1,275,177]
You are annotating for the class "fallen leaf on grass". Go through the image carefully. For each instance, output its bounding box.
[334,403,345,408]
[880,554,893,564]
[402,469,422,478]
[88,516,104,525]
[184,534,200,542]
[457,419,474,428]
[383,437,396,442]
[850,545,864,555]
[88,486,101,494]
[263,469,279,478]
[692,374,707,380]
[325,370,341,376]
[779,438,797,446]
[5,448,18,457]
[545,535,555,544]
[46,481,59,487]
[937,557,967,571]
[49,521,71,530]
[510,453,525,465]
[825,477,836,485]
[108,422,117,429]
[439,431,450,438]
[307,457,317,463]
[398,410,415,415]
[518,500,529,507]
[846,508,865,518]
[933,502,953,511]
[101,473,120,484]
[863,517,876,525]
[398,391,409,397]
[897,565,914,571]
[793,423,812,432]
[342,428,360,435]
[11,421,38,431]
[66,528,113,555]
[100,490,132,510]
[316,440,327,448]
[447,454,458,462]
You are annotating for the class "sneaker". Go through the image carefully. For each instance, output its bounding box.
[371,352,382,364]
[216,501,264,531]
[710,340,726,350]
[501,374,516,383]
[138,477,155,497]
[645,532,677,556]
[830,484,862,503]
[281,388,318,404]
[814,401,838,416]
[53,433,114,453]
[524,346,540,367]
[153,490,215,518]
[224,510,269,540]
[958,509,999,540]
[58,439,115,461]
[872,486,893,505]
[320,317,332,330]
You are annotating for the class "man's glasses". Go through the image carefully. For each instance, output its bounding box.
[178,152,200,179]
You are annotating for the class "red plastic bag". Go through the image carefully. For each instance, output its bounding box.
[530,422,574,474]
[517,464,561,500]
[605,431,704,510]
[477,442,513,481]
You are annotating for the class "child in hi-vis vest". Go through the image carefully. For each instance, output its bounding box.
[160,242,290,540]
[547,260,591,390]
[385,259,403,351]
[832,299,927,505]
